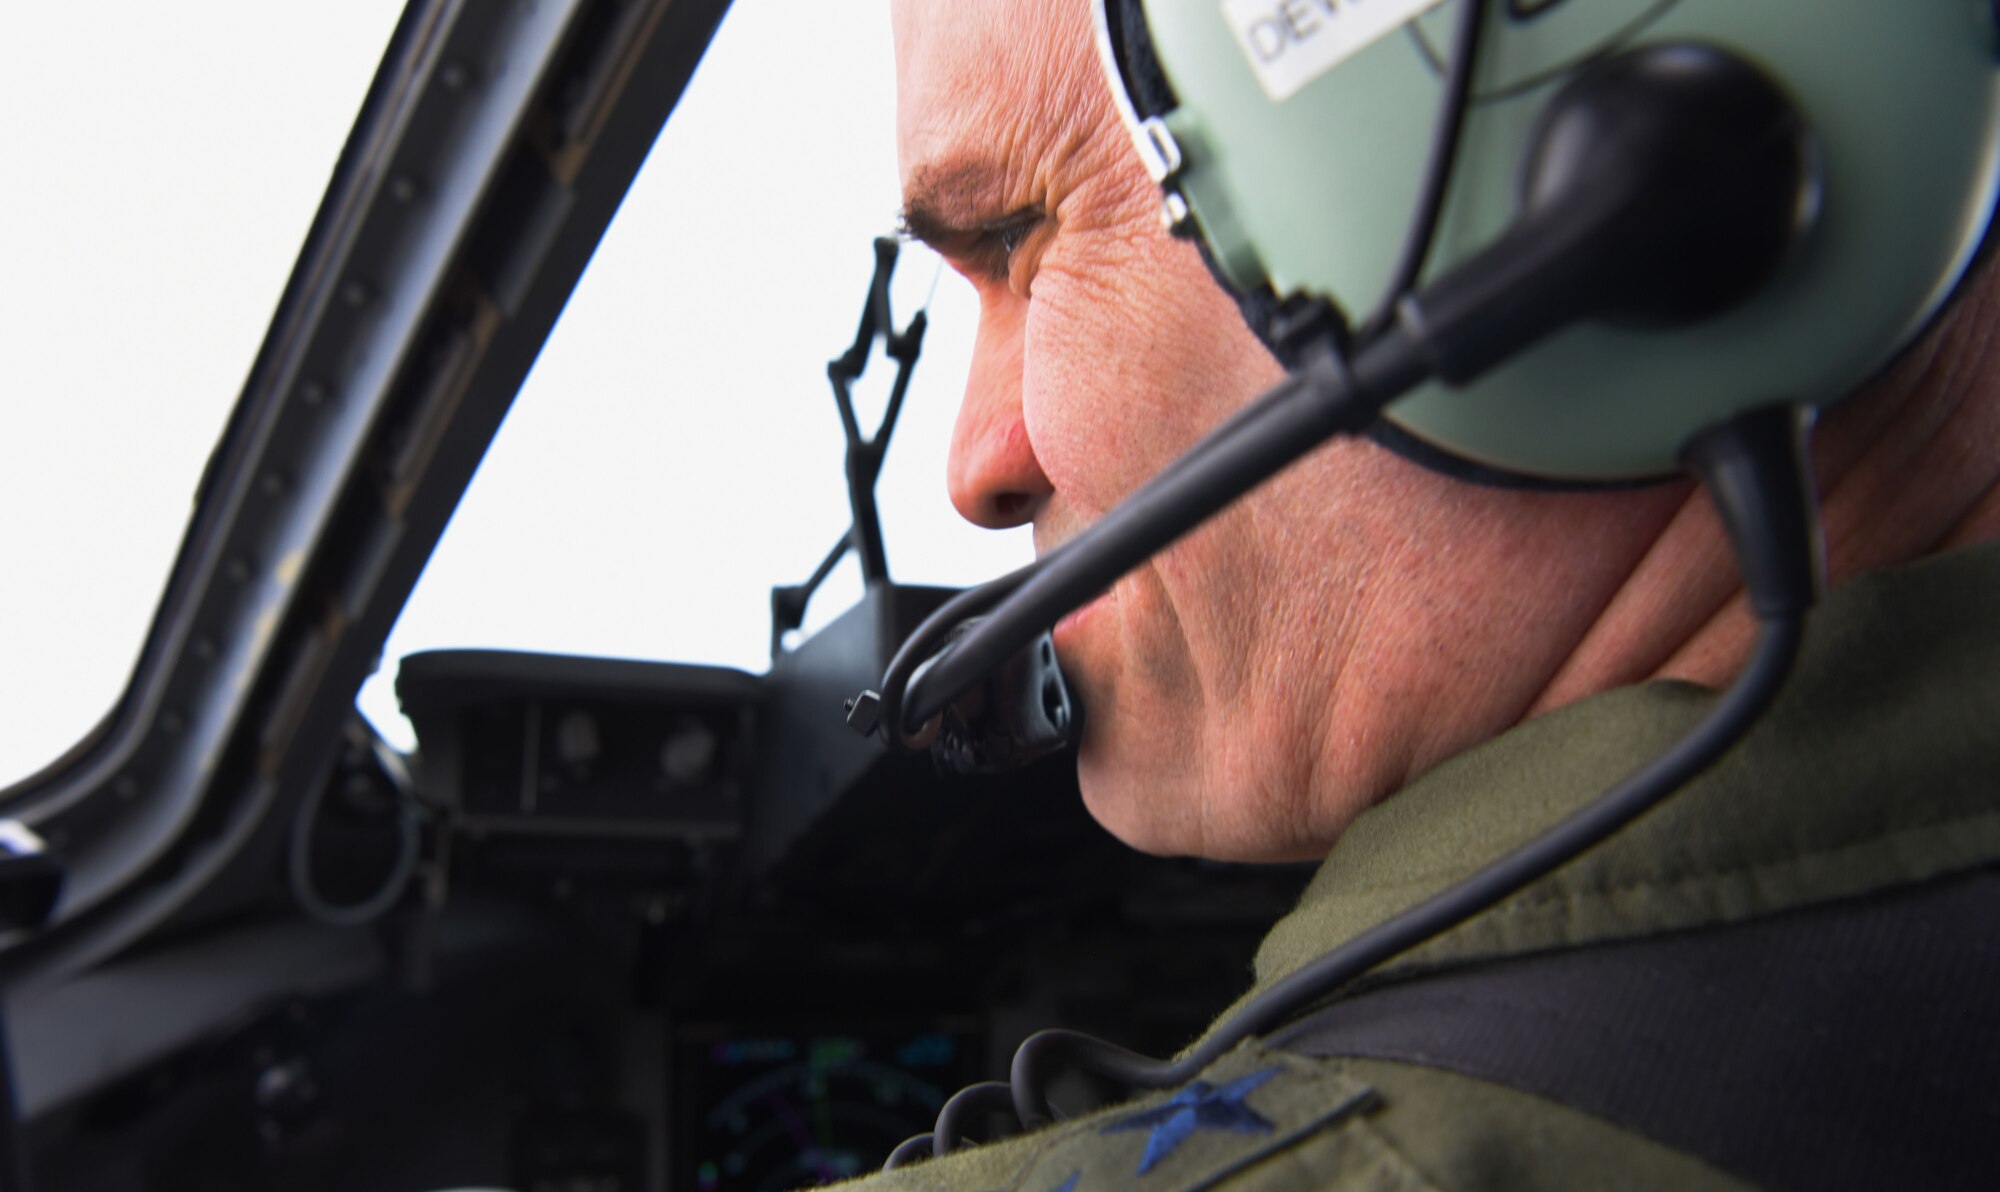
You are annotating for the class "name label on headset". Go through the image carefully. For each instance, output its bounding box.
[1221,0,1447,101]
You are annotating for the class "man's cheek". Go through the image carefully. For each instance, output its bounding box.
[1020,307,1142,502]
[1025,281,1199,499]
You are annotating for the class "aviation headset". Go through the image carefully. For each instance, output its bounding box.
[1104,0,2000,482]
[862,0,2000,1165]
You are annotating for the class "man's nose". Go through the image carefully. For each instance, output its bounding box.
[947,300,1053,529]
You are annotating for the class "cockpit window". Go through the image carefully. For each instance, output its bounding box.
[356,3,1028,749]
[0,3,406,788]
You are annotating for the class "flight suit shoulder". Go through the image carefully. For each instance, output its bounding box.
[1331,1054,1755,1192]
[832,1041,1751,1191]
[831,1042,1415,1192]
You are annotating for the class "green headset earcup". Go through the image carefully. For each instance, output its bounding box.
[1118,0,2000,481]
[1104,5,1285,365]
[1105,0,1610,489]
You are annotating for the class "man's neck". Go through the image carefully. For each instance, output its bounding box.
[1529,262,2000,712]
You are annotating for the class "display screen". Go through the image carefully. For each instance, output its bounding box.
[675,1022,981,1190]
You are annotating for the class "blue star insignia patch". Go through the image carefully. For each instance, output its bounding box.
[1099,1068,1281,1176]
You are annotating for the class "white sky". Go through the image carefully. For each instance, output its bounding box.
[1,2,1027,783]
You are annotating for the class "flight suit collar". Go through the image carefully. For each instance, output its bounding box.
[1246,542,2000,1001]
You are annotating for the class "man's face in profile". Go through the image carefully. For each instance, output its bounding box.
[889,0,1690,861]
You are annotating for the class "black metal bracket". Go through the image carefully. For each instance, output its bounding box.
[770,237,930,658]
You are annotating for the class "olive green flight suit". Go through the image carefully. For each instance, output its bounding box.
[833,543,2000,1191]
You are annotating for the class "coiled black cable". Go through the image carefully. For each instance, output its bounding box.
[874,0,1822,1165]
[1004,611,1803,1129]
[889,613,1805,1160]
[889,404,1820,1165]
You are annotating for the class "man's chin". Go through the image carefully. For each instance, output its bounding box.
[1076,744,1192,858]
[1075,723,1339,864]
[1075,729,1235,861]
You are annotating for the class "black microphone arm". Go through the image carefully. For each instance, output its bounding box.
[897,336,1405,737]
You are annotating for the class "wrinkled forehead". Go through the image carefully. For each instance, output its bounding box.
[890,0,1097,186]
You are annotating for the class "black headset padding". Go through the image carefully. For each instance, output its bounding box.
[1106,0,1290,373]
[1104,0,1638,491]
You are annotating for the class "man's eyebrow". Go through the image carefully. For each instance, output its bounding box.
[896,198,975,250]
[897,158,1017,250]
